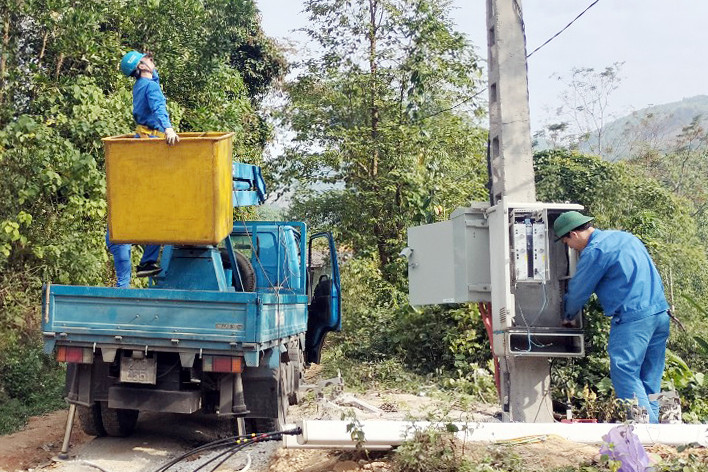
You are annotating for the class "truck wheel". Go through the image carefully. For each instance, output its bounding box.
[220,249,256,292]
[77,403,107,437]
[287,340,304,405]
[234,252,256,292]
[214,416,239,439]
[100,402,139,437]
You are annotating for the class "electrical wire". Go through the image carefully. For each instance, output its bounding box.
[152,428,301,472]
[193,444,247,472]
[412,0,602,124]
[514,282,552,352]
[526,0,602,59]
[204,450,252,472]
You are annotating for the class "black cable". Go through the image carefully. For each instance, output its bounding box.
[205,446,250,472]
[153,428,302,472]
[153,436,248,472]
[526,0,602,59]
[194,444,247,472]
[411,0,602,124]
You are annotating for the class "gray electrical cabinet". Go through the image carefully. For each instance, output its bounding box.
[407,203,491,306]
[405,199,586,358]
[488,199,585,358]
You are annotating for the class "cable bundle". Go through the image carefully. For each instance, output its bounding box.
[154,427,302,472]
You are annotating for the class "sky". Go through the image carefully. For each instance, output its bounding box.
[255,0,708,132]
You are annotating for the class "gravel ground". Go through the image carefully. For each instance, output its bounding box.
[11,380,500,472]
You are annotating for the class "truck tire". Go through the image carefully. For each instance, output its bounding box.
[213,416,239,439]
[77,403,107,437]
[287,340,304,405]
[100,402,139,437]
[233,252,256,292]
[220,249,256,292]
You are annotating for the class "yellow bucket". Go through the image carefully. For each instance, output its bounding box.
[104,132,234,245]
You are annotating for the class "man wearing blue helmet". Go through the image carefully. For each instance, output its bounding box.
[120,50,179,145]
[554,211,670,423]
[106,50,179,287]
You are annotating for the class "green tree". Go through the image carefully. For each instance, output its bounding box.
[540,63,624,156]
[271,0,487,280]
[627,116,708,234]
[0,0,286,314]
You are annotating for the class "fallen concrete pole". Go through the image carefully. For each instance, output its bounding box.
[283,420,708,450]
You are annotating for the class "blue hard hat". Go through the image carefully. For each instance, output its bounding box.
[120,50,145,77]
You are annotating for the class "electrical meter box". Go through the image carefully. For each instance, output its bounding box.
[405,198,586,358]
[488,199,585,358]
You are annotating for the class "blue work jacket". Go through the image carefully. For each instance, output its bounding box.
[132,70,172,132]
[563,229,668,322]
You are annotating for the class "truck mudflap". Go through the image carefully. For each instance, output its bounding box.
[42,284,308,362]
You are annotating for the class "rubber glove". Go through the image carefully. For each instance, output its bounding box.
[165,128,180,145]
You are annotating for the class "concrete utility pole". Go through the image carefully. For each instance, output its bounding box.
[486,0,553,422]
[486,0,536,205]
[405,0,585,425]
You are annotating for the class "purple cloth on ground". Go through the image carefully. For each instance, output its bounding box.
[599,425,651,472]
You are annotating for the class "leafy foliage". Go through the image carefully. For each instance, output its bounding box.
[0,0,285,432]
[275,0,487,278]
[0,339,66,435]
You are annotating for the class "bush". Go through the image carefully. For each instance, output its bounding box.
[0,339,66,434]
[393,428,476,472]
[323,256,496,399]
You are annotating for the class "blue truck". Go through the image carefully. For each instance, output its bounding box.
[41,156,341,437]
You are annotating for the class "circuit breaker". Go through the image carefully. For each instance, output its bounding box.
[512,217,548,282]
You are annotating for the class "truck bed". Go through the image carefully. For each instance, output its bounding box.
[42,284,308,366]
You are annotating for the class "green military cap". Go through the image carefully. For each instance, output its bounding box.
[553,211,594,241]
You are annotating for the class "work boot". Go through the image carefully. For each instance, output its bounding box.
[136,261,162,277]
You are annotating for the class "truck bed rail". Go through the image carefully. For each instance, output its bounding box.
[42,284,307,361]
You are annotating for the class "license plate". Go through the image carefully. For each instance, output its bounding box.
[120,357,157,384]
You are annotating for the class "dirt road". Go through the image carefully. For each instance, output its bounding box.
[0,388,500,472]
[16,386,693,472]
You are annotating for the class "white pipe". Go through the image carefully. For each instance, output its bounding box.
[283,420,708,450]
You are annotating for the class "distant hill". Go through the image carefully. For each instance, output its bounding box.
[582,95,708,160]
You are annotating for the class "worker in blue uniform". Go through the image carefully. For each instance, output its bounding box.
[120,50,179,144]
[105,50,180,287]
[554,211,670,423]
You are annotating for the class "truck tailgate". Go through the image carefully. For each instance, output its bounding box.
[42,284,307,353]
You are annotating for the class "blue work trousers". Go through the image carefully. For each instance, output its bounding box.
[608,310,670,423]
[105,230,160,288]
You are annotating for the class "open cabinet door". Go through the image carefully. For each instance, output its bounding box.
[305,232,341,364]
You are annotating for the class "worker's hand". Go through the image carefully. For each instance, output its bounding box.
[562,318,577,328]
[165,128,180,146]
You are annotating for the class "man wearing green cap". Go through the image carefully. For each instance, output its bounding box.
[553,211,670,423]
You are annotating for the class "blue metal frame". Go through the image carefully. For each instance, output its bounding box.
[232,163,266,207]
[42,284,308,367]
